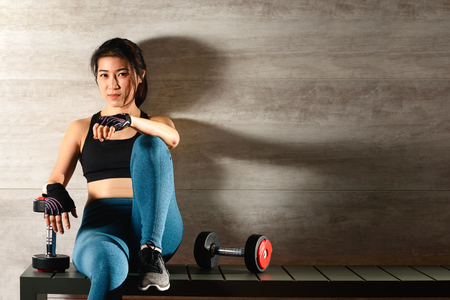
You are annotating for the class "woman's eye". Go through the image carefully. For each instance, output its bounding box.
[99,73,107,78]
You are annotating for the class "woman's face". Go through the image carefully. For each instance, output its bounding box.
[96,56,142,109]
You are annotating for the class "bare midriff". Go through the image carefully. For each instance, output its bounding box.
[86,178,133,206]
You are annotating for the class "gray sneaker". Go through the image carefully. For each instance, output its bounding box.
[138,242,170,291]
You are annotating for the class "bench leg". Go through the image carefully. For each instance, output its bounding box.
[20,288,47,300]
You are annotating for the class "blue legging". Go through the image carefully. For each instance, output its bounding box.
[72,135,183,300]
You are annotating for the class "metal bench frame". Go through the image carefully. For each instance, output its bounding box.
[20,263,450,299]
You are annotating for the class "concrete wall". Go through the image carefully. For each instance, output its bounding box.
[2,0,450,299]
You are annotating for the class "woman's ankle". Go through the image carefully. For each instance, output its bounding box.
[141,243,162,253]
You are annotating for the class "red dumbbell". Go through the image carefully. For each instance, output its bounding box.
[194,231,273,273]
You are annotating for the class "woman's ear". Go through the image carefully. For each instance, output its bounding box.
[137,70,146,84]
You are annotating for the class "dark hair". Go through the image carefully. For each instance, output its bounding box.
[90,38,148,107]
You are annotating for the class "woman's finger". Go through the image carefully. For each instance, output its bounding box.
[62,212,71,230]
[107,126,115,139]
[96,125,105,141]
[55,214,65,234]
[93,123,99,139]
[49,215,58,233]
[103,125,110,140]
[44,214,50,228]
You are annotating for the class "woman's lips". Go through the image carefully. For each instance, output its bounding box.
[108,94,120,100]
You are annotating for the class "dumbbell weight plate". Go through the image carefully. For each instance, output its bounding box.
[244,234,272,273]
[32,254,70,272]
[33,197,46,213]
[194,231,221,269]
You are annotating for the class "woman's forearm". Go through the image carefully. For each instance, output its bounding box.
[130,116,180,149]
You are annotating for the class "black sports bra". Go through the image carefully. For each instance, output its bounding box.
[80,111,149,183]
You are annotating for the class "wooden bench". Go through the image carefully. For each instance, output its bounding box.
[20,263,450,299]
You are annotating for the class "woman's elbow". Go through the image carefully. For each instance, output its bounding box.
[168,134,180,149]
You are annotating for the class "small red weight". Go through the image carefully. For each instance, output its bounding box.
[257,239,272,270]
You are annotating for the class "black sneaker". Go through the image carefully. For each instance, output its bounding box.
[138,241,170,291]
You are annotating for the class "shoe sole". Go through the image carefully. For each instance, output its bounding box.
[138,282,170,292]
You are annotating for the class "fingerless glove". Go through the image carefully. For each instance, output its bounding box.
[44,183,76,216]
[97,113,132,132]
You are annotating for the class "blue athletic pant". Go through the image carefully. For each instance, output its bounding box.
[72,135,183,300]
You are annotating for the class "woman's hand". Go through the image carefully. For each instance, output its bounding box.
[93,122,115,142]
[94,114,131,142]
[43,183,78,234]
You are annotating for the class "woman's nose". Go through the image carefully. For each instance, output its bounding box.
[109,77,119,89]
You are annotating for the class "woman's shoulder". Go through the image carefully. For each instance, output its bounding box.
[70,116,91,129]
[66,116,92,138]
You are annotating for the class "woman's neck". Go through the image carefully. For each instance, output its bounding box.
[102,104,141,117]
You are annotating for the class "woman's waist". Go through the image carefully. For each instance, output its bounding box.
[86,178,133,206]
[79,197,133,229]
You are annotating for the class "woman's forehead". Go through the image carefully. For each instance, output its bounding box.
[98,56,130,71]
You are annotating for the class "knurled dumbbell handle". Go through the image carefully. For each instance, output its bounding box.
[213,246,245,257]
[46,226,57,257]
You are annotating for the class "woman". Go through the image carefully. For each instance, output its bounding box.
[42,38,183,299]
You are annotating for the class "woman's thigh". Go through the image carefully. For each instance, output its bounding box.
[73,199,132,284]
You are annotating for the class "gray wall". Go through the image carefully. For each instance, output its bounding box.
[2,1,450,299]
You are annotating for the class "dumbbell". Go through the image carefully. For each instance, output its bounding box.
[32,197,70,272]
[194,231,273,273]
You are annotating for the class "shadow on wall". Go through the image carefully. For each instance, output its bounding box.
[137,37,450,265]
[137,36,230,191]
[137,36,450,190]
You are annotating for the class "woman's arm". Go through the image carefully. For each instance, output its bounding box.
[131,115,180,149]
[44,118,88,233]
[46,119,85,186]
[94,114,180,149]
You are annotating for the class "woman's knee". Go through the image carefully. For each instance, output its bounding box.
[131,135,172,175]
[132,135,168,158]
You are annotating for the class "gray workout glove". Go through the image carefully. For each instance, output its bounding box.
[97,113,132,132]
[44,183,76,216]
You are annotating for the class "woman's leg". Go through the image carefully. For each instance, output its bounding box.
[73,199,132,300]
[129,135,183,263]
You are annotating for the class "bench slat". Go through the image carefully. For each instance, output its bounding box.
[283,265,328,281]
[412,265,450,281]
[379,266,434,281]
[219,265,259,281]
[188,265,224,281]
[315,266,363,281]
[258,265,293,281]
[348,265,398,282]
[167,264,190,280]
